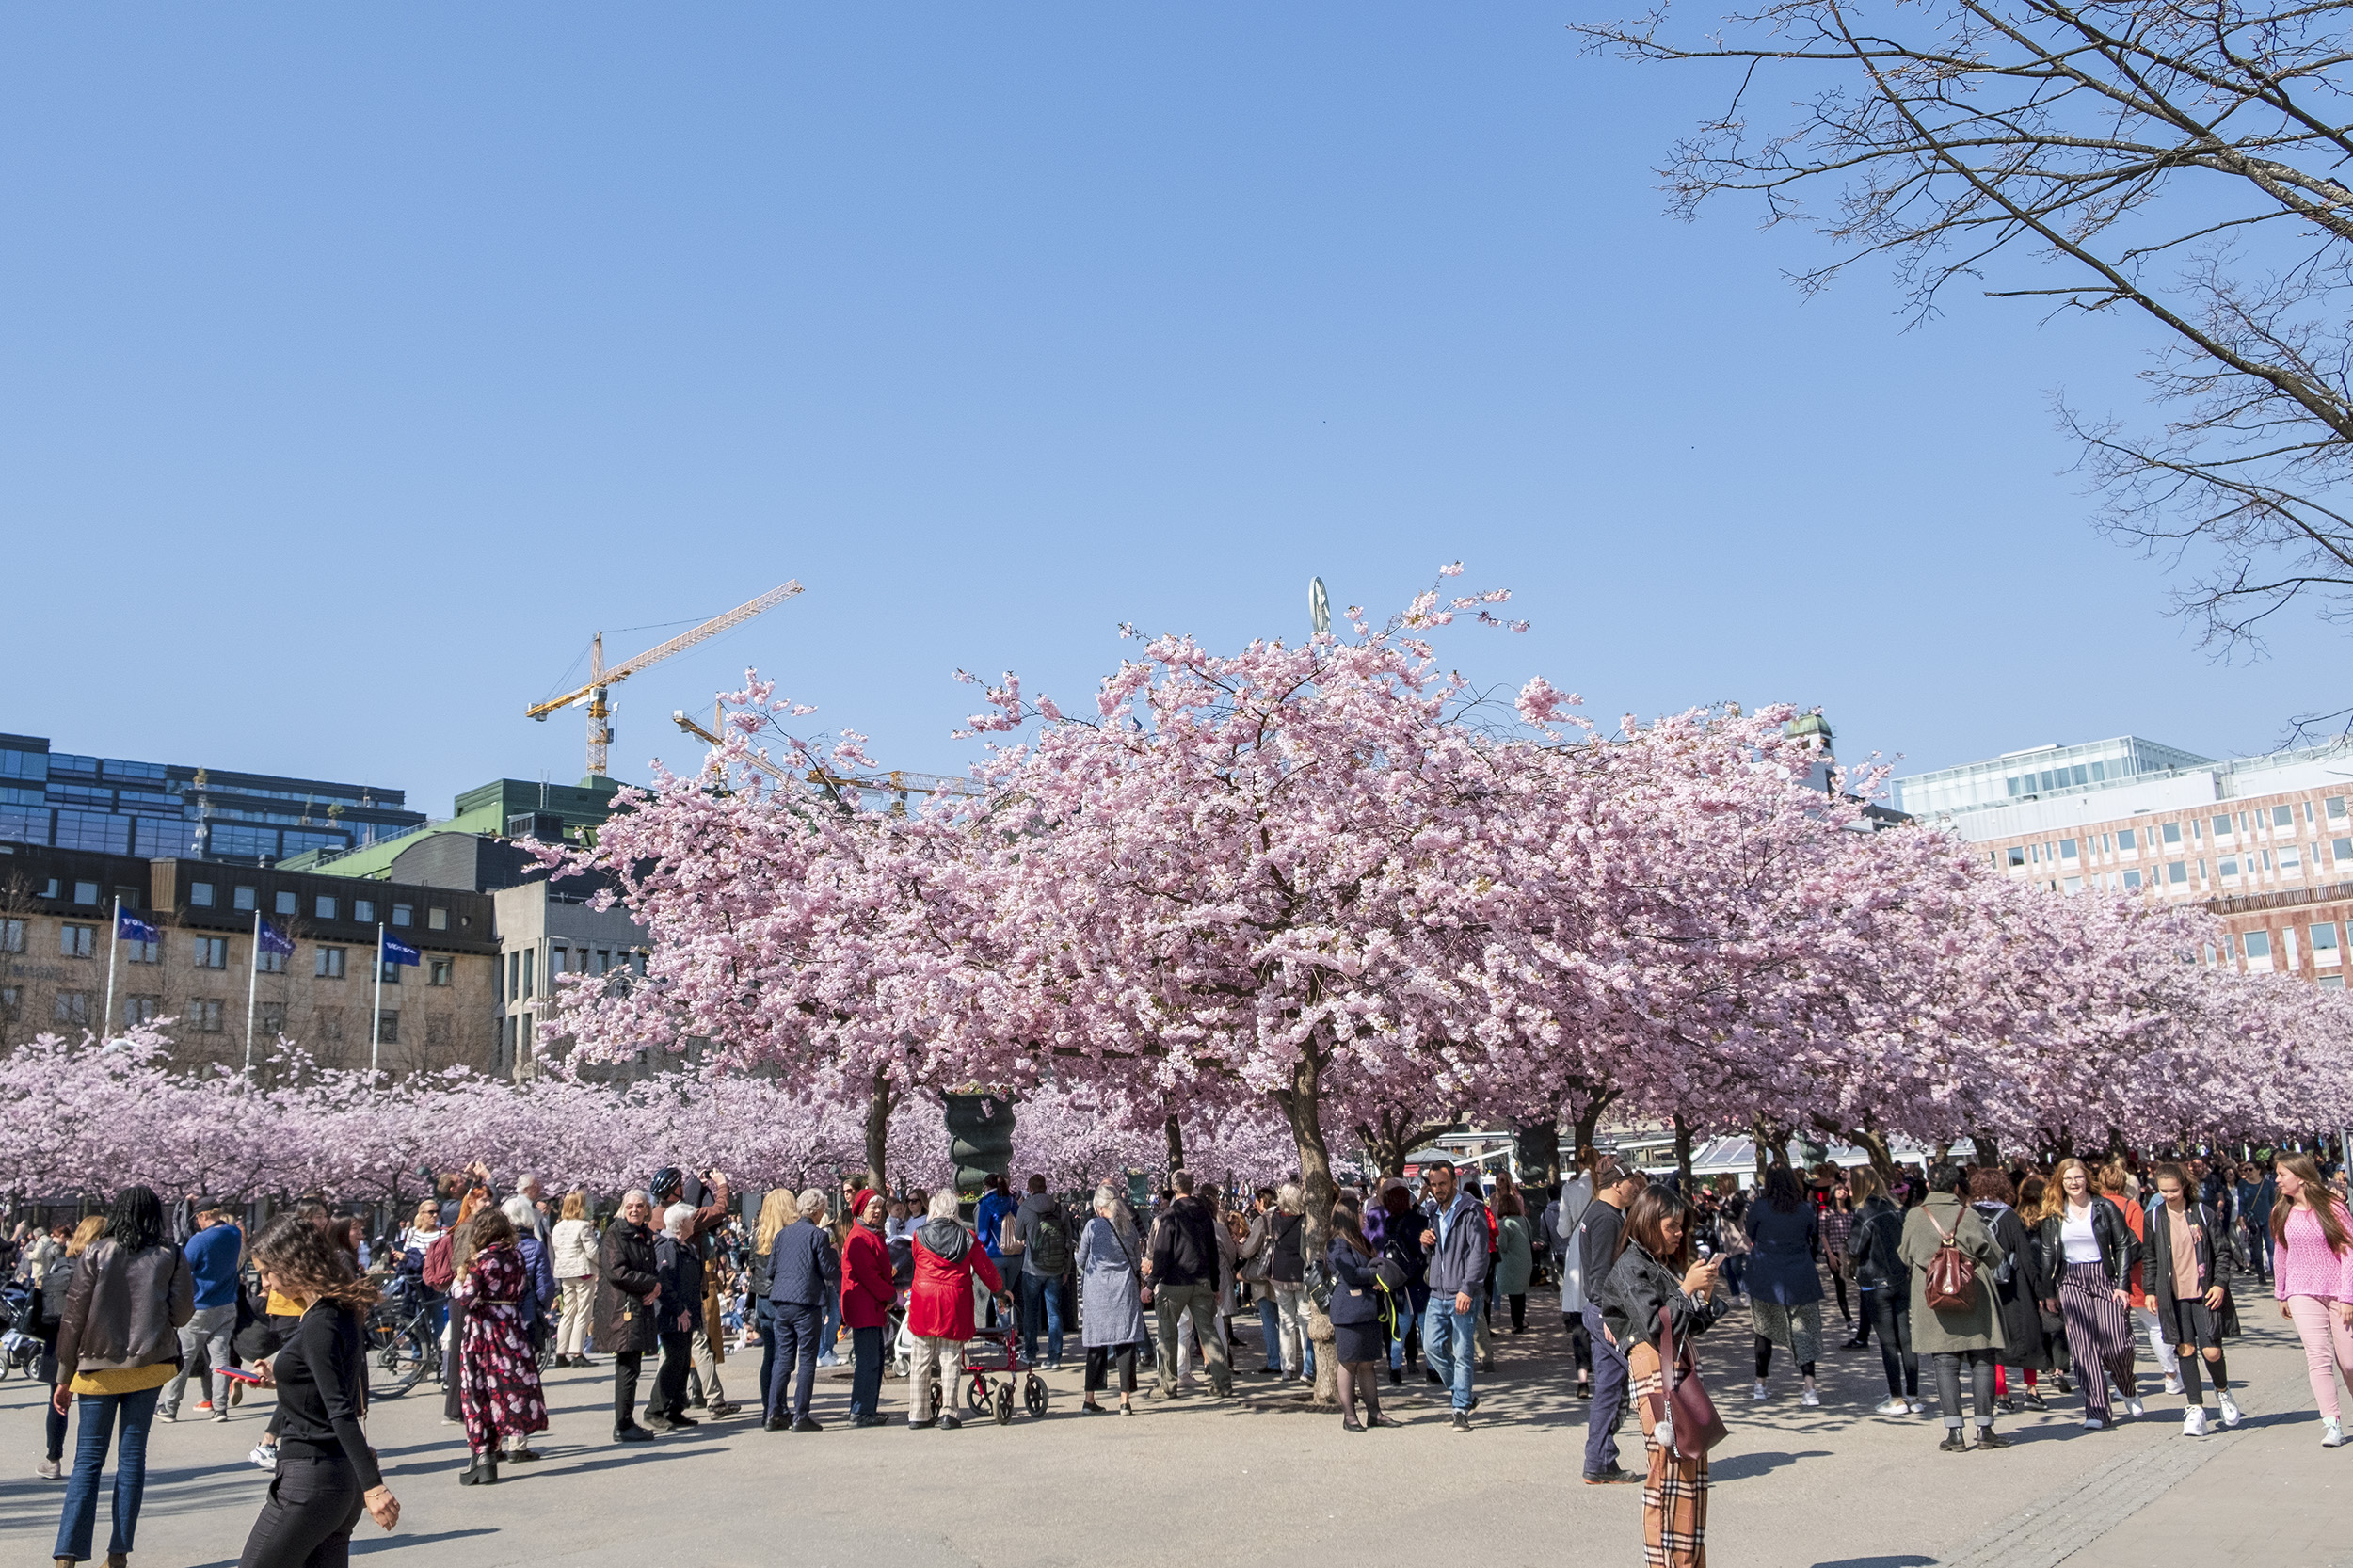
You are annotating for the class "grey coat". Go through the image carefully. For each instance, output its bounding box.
[1078,1216,1146,1349]
[1897,1192,2008,1355]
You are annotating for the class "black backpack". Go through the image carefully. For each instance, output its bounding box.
[1027,1209,1071,1275]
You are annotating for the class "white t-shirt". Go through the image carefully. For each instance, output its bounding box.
[2060,1205,2101,1264]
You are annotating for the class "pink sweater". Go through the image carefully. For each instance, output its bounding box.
[2274,1203,2353,1302]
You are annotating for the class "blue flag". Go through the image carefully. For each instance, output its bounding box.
[382,934,422,967]
[116,909,159,944]
[258,920,296,957]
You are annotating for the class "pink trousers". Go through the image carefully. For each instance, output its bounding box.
[2284,1295,2353,1418]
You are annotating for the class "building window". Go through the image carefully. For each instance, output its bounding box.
[72,881,98,904]
[377,1010,399,1045]
[2281,846,2301,870]
[2324,974,2346,990]
[2117,828,2136,851]
[2275,804,2296,827]
[0,984,16,1017]
[258,945,287,974]
[2244,931,2273,961]
[275,890,297,916]
[392,904,412,927]
[521,949,535,1000]
[317,1009,344,1044]
[2329,796,2348,822]
[316,895,337,921]
[126,936,159,965]
[232,885,256,911]
[2168,861,2188,885]
[2162,822,2183,845]
[122,995,159,1026]
[428,906,448,932]
[190,999,224,1032]
[428,956,453,986]
[2007,845,2026,867]
[316,947,346,979]
[2219,857,2239,878]
[355,900,375,924]
[0,919,22,954]
[2059,839,2078,860]
[379,956,402,984]
[55,990,90,1025]
[2313,923,2342,966]
[192,936,227,969]
[2062,875,2082,894]
[60,923,95,958]
[191,882,215,907]
[2122,870,2142,889]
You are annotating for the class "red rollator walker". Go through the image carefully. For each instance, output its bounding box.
[929,1295,1049,1425]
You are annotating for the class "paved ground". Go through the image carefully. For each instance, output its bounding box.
[1,1288,2343,1567]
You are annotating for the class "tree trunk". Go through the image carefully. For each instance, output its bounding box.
[863,1069,896,1197]
[1971,1131,2001,1170]
[1845,1126,1897,1183]
[1571,1086,1619,1166]
[1164,1113,1186,1176]
[1752,1118,1780,1183]
[1274,1047,1339,1409]
[1673,1115,1696,1188]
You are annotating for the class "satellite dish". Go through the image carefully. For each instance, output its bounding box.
[1308,576,1330,636]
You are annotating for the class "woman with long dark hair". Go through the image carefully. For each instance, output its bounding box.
[2271,1153,2353,1446]
[448,1209,550,1483]
[1326,1195,1400,1431]
[49,1186,192,1568]
[233,1215,398,1567]
[1598,1185,1723,1568]
[1743,1164,1824,1406]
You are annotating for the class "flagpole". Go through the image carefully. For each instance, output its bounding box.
[244,908,261,1074]
[103,895,120,1041]
[371,921,385,1080]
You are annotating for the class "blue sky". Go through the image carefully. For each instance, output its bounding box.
[5,5,2337,818]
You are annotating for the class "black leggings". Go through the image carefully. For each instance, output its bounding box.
[1933,1349,1994,1427]
[1509,1294,1527,1332]
[1865,1288,1917,1397]
[613,1349,645,1432]
[237,1448,364,1568]
[1753,1336,1815,1380]
[1830,1270,1851,1323]
[1083,1344,1139,1395]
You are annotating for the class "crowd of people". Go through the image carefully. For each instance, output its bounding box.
[5,1144,2350,1568]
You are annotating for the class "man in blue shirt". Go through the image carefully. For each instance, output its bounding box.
[160,1200,243,1422]
[972,1175,1016,1327]
[1419,1160,1491,1431]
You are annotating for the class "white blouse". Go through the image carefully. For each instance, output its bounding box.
[2060,1205,2101,1264]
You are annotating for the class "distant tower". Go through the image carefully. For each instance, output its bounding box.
[1784,710,1834,760]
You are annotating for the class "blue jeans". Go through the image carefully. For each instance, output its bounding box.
[1422,1295,1476,1413]
[754,1299,779,1416]
[818,1291,843,1364]
[1257,1297,1284,1371]
[1582,1302,1629,1475]
[56,1384,159,1561]
[1018,1272,1064,1367]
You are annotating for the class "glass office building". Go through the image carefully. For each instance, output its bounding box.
[0,732,425,866]
[1893,736,2217,823]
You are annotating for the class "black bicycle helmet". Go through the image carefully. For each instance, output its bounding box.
[650,1167,683,1202]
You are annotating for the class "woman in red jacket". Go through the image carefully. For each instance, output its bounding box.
[904,1192,1007,1430]
[840,1190,896,1429]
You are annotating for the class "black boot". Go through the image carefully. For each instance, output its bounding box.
[458,1452,500,1485]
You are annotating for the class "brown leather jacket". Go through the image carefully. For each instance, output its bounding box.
[54,1239,194,1377]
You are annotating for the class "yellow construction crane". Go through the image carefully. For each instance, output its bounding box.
[668,707,981,810]
[527,582,802,778]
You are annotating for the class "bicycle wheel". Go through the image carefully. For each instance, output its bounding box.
[375,1321,429,1396]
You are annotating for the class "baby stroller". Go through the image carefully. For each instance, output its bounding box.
[0,1280,43,1379]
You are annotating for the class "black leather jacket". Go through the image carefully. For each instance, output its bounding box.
[1598,1240,1723,1354]
[1846,1195,1905,1291]
[2034,1198,2138,1295]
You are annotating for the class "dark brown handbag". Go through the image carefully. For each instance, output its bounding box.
[1925,1211,1979,1313]
[1655,1305,1728,1458]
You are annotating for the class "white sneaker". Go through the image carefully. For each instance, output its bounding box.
[1801,1387,1821,1408]
[36,1458,62,1480]
[1751,1382,1770,1402]
[249,1444,277,1473]
[1908,1399,1926,1416]
[2324,1416,2346,1448]
[1873,1397,1909,1416]
[2082,1416,2106,1430]
[2124,1397,2146,1418]
[2217,1392,2243,1428]
[2163,1378,2185,1396]
[2182,1406,2209,1436]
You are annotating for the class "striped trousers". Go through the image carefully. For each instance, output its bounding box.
[2059,1260,2137,1420]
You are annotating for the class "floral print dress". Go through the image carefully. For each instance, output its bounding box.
[450,1241,549,1452]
